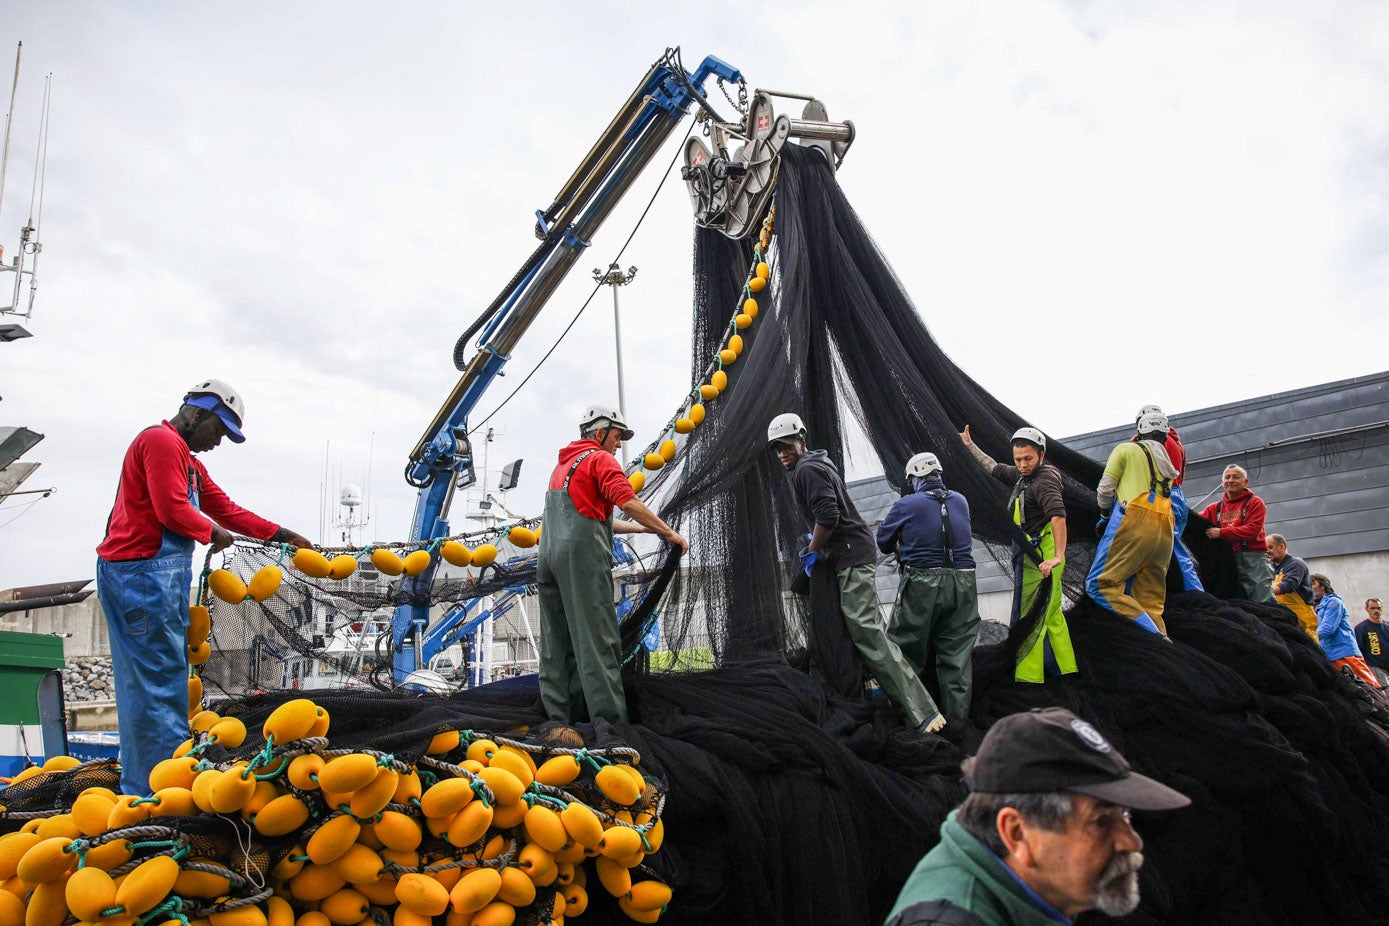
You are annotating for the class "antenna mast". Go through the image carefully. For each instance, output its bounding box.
[0,42,19,224]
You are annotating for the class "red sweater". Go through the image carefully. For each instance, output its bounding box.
[547,439,635,521]
[96,421,279,561]
[1200,489,1268,552]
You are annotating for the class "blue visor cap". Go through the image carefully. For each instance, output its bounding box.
[185,393,245,443]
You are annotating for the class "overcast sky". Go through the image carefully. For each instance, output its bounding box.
[2,1,1387,588]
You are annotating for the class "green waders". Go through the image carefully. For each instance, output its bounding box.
[887,567,980,724]
[536,451,627,724]
[1011,498,1078,684]
[838,563,941,727]
[1235,552,1276,604]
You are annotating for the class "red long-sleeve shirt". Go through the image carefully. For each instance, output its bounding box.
[1200,489,1268,552]
[96,421,279,561]
[547,439,635,521]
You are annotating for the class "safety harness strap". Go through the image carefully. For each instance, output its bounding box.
[562,449,600,490]
[926,485,955,566]
[1137,442,1171,499]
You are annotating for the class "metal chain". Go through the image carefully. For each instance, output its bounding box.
[718,77,749,117]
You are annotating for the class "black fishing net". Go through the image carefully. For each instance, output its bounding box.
[16,142,1382,926]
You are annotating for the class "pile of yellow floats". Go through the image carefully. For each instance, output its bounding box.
[0,697,671,926]
[628,205,775,494]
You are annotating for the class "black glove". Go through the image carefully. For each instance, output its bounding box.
[1095,516,1110,539]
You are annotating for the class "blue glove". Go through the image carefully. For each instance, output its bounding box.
[798,547,819,577]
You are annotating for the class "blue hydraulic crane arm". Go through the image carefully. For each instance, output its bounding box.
[391,52,743,660]
[419,590,523,666]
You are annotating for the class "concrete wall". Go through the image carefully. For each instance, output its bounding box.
[0,596,110,657]
[1303,550,1389,623]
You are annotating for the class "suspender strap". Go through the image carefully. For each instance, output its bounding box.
[1137,442,1171,498]
[928,486,955,566]
[562,449,600,489]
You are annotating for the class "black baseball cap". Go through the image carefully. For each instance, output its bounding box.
[962,707,1190,812]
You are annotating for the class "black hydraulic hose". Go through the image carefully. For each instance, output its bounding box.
[452,229,562,370]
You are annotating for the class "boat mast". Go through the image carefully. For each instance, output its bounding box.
[0,41,19,226]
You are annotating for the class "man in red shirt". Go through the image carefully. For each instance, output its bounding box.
[537,404,687,725]
[96,380,311,795]
[1200,464,1274,603]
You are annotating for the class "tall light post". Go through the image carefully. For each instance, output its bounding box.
[592,262,637,465]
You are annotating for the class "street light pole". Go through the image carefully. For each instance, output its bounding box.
[592,262,637,466]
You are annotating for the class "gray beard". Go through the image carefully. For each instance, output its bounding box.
[1092,851,1144,917]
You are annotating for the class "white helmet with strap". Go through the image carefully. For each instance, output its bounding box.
[905,452,943,479]
[1136,404,1164,420]
[767,412,807,447]
[579,404,634,440]
[1011,426,1046,453]
[1137,411,1170,435]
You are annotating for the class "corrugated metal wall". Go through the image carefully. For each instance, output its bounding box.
[851,371,1389,606]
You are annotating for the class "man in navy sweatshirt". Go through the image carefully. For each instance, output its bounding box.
[877,452,981,728]
[767,413,943,733]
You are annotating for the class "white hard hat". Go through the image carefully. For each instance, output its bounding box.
[579,404,634,440]
[1011,427,1046,452]
[1137,404,1164,420]
[767,412,807,447]
[905,452,943,479]
[1137,411,1170,435]
[184,379,246,443]
[186,379,245,423]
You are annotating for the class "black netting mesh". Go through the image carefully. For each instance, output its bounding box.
[9,144,1386,926]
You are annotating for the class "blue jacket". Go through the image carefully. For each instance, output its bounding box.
[876,476,975,570]
[1315,593,1363,662]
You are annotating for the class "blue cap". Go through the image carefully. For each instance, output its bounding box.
[185,394,245,443]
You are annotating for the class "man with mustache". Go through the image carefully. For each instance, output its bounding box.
[886,707,1190,925]
[1200,464,1275,603]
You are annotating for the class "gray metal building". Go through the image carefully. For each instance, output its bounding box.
[853,371,1389,623]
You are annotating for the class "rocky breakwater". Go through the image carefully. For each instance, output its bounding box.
[63,656,116,702]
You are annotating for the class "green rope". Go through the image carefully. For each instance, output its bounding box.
[128,839,183,852]
[621,609,661,667]
[575,748,612,773]
[136,896,187,926]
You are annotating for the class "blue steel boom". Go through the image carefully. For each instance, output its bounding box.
[392,49,854,680]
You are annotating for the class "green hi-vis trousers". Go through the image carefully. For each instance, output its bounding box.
[536,486,627,725]
[1011,525,1078,683]
[887,566,981,724]
[838,564,941,727]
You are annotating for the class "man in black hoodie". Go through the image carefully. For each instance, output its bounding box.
[768,413,943,732]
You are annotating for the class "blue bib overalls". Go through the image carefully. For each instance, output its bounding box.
[96,467,200,795]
